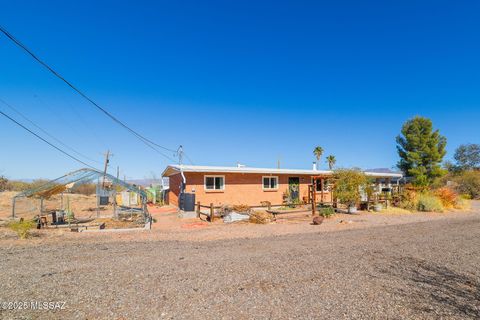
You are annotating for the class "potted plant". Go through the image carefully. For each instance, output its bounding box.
[332,169,368,214]
[373,197,383,212]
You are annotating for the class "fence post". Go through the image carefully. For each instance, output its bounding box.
[210,203,214,222]
[196,201,201,218]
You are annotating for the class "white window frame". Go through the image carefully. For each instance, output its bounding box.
[204,175,225,191]
[262,176,279,191]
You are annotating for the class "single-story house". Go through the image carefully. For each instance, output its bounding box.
[161,164,403,209]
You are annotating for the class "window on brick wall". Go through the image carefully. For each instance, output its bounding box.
[204,176,224,191]
[262,176,278,190]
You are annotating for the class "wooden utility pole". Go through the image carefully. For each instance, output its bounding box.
[102,150,111,188]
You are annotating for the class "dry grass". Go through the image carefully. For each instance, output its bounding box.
[249,210,274,224]
[381,207,415,215]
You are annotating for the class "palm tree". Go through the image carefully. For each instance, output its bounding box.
[313,146,324,162]
[326,155,336,170]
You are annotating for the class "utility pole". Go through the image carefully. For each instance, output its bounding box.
[177,145,183,166]
[102,150,111,188]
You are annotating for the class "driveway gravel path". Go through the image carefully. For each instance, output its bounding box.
[1,206,479,319]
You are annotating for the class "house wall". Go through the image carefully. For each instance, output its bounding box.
[166,172,332,207]
[167,173,182,206]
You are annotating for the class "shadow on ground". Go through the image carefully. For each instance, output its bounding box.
[379,256,480,319]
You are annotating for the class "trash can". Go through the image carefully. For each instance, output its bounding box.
[179,193,195,211]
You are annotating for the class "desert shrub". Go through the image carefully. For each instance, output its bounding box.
[454,198,471,210]
[417,194,444,212]
[249,211,274,224]
[453,170,480,199]
[397,189,418,211]
[7,219,35,239]
[318,207,335,218]
[0,176,8,191]
[71,183,96,195]
[434,187,458,208]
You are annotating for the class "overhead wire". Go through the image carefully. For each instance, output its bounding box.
[0,97,102,165]
[0,25,179,162]
[0,109,97,169]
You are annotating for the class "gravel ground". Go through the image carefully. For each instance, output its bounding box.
[1,205,479,319]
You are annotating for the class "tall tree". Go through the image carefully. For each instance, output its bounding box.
[326,155,336,170]
[396,116,447,186]
[454,143,480,170]
[313,146,324,162]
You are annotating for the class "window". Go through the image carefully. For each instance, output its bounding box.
[262,176,278,190]
[204,176,224,191]
[313,178,330,192]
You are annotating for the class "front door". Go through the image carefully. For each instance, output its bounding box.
[288,177,300,202]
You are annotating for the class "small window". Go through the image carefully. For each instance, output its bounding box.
[262,176,278,190]
[205,176,224,191]
[313,178,329,192]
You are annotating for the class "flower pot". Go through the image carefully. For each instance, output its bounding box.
[347,206,357,214]
[373,204,383,212]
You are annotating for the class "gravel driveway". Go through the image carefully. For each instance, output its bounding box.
[1,209,479,319]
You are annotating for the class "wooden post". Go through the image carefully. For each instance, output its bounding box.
[196,201,201,218]
[311,181,316,216]
[11,197,16,218]
[320,178,324,204]
[210,203,214,222]
[267,203,271,210]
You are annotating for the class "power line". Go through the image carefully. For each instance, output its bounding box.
[0,97,102,165]
[0,109,97,169]
[0,25,178,160]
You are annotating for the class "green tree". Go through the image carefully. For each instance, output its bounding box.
[313,146,324,162]
[396,116,447,186]
[454,144,480,170]
[333,169,368,207]
[326,155,336,170]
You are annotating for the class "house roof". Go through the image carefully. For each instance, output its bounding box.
[162,165,403,178]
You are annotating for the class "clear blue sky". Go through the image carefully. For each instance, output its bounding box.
[1,1,479,179]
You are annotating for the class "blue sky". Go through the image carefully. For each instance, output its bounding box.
[1,1,479,179]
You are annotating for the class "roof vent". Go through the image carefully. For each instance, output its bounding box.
[237,163,246,168]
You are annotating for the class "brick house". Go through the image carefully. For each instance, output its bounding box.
[161,164,402,209]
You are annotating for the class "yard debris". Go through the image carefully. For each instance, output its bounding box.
[249,211,274,224]
[223,212,249,223]
[312,216,324,225]
[339,220,354,224]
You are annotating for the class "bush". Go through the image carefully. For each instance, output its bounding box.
[454,198,471,210]
[397,189,418,211]
[333,169,368,206]
[71,183,96,195]
[434,187,458,208]
[318,206,335,218]
[417,194,444,212]
[7,219,35,239]
[453,170,480,199]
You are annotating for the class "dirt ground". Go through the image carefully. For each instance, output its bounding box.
[0,202,479,319]
[0,191,101,220]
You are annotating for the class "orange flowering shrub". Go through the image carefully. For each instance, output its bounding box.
[434,187,458,208]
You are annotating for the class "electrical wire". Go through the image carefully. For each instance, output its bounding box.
[0,97,102,165]
[0,109,97,169]
[0,25,178,160]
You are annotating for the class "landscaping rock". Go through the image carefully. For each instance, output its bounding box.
[312,216,324,225]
